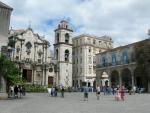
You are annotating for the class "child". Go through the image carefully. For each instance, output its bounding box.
[115,88,121,101]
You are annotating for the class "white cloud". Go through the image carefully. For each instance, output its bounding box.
[2,0,150,49]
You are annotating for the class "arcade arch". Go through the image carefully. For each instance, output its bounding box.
[110,70,119,87]
[134,67,148,92]
[121,68,132,88]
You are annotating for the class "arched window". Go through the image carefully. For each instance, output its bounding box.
[58,24,60,28]
[56,49,58,60]
[65,49,69,61]
[121,51,128,64]
[56,33,59,43]
[25,41,32,55]
[112,54,116,65]
[65,33,69,43]
[102,57,107,67]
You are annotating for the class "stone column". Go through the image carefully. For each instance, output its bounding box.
[96,71,101,86]
[118,70,122,86]
[107,71,111,87]
[42,69,45,86]
[0,76,8,99]
[131,70,135,88]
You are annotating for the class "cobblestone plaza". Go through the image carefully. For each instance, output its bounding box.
[0,93,150,113]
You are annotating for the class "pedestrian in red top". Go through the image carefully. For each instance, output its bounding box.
[119,85,125,101]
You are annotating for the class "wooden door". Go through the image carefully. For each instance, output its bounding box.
[27,70,32,82]
[48,76,53,85]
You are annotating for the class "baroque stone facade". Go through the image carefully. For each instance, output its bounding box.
[8,28,55,86]
[96,38,150,92]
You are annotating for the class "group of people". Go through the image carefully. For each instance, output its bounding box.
[83,85,126,101]
[50,86,65,98]
[114,86,125,101]
[8,85,25,98]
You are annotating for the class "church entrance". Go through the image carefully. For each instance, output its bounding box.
[23,69,32,82]
[48,76,53,85]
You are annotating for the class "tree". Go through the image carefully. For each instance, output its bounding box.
[0,54,22,85]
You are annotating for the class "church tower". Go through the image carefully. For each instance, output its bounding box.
[54,20,73,87]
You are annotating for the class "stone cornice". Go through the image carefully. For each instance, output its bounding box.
[73,43,111,50]
[57,61,72,64]
[54,42,73,46]
[54,28,73,32]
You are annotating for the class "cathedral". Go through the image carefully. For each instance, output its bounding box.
[5,19,113,89]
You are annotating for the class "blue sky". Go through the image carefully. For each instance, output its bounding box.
[2,0,150,49]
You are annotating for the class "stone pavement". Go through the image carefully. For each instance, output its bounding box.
[0,92,150,113]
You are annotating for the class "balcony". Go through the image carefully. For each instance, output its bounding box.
[97,59,135,68]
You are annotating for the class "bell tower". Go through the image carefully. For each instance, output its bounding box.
[54,20,73,87]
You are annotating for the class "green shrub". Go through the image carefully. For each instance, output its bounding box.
[24,84,47,93]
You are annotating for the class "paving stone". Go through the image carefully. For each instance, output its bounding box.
[0,93,150,113]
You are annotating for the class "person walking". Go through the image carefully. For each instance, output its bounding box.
[120,85,125,101]
[55,87,58,97]
[61,86,65,98]
[115,87,121,101]
[96,85,100,100]
[14,85,18,98]
[84,86,89,101]
[132,86,136,94]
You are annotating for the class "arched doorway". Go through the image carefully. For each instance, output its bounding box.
[134,67,148,92]
[121,68,132,88]
[110,70,119,87]
[101,72,109,87]
[48,76,54,85]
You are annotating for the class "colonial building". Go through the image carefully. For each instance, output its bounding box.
[96,38,150,92]
[0,1,13,99]
[8,28,55,86]
[72,34,112,88]
[54,20,73,87]
[53,20,113,88]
